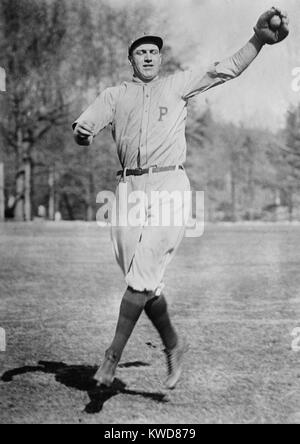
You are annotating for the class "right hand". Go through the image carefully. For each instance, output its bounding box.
[74,121,95,145]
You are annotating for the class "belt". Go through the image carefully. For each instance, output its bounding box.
[117,165,184,177]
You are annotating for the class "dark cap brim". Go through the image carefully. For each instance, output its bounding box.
[129,35,163,55]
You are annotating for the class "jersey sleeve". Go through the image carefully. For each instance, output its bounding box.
[72,87,119,135]
[180,37,261,100]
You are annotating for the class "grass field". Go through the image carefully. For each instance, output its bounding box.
[0,222,300,424]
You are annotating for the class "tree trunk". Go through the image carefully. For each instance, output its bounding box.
[63,192,74,220]
[247,161,255,221]
[86,204,94,222]
[86,151,95,221]
[48,165,55,221]
[231,171,237,222]
[15,128,32,221]
[288,189,294,222]
[274,189,281,223]
[55,191,61,218]
[15,169,25,221]
[0,163,4,222]
[24,158,31,221]
[86,171,95,222]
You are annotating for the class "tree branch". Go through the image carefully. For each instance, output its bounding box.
[278,145,300,158]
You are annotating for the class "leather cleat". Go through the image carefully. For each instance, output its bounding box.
[94,349,119,387]
[164,340,189,390]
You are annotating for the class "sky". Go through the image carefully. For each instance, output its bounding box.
[112,0,300,132]
[161,0,300,131]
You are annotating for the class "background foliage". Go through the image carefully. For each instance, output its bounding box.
[0,0,299,221]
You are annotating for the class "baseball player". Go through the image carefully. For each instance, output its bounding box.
[73,8,289,390]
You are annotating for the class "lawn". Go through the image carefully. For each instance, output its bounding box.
[0,222,300,424]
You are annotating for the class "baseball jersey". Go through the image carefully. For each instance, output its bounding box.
[74,38,260,169]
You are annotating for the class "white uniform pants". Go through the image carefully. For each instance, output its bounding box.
[111,168,191,295]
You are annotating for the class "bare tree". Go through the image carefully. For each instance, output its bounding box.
[0,0,70,219]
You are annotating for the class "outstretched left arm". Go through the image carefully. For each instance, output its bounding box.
[214,34,263,81]
[181,8,290,100]
[215,7,290,79]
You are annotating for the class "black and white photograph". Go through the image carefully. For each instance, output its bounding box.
[0,0,300,426]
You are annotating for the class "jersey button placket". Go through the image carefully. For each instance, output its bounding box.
[140,85,150,166]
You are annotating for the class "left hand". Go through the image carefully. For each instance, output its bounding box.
[254,7,289,45]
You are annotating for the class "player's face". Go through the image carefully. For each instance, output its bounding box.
[130,43,162,82]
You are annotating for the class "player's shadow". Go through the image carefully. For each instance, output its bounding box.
[1,360,168,414]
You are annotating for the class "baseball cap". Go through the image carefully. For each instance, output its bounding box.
[128,33,163,56]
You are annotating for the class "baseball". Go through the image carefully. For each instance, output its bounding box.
[270,15,282,30]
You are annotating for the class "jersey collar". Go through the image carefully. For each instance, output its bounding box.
[132,75,160,85]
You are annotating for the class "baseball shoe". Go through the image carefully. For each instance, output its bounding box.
[94,349,119,387]
[164,340,189,390]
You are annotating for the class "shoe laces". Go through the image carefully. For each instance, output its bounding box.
[105,350,119,364]
[164,348,177,374]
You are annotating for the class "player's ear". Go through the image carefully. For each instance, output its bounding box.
[128,55,133,66]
